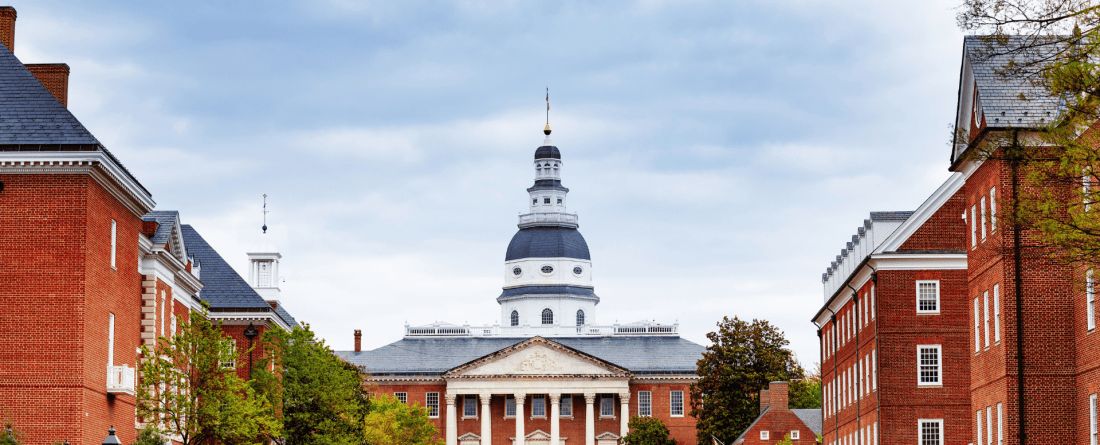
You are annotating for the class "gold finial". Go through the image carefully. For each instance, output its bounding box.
[544,87,551,135]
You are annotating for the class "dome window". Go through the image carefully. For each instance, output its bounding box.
[557,198,563,205]
[513,267,522,276]
[573,266,583,275]
[532,198,538,205]
[541,265,554,274]
[576,310,585,326]
[511,310,519,326]
[542,309,553,325]
[543,197,551,204]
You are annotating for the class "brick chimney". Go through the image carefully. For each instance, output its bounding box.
[766,381,790,412]
[354,330,362,352]
[759,389,771,411]
[25,64,69,107]
[0,7,14,52]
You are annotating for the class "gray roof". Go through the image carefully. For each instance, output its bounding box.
[506,226,591,261]
[497,285,598,303]
[534,145,561,159]
[0,40,99,145]
[180,224,300,329]
[336,336,704,376]
[964,35,1062,128]
[142,211,179,244]
[791,409,823,435]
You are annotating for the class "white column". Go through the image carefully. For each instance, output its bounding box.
[619,392,630,438]
[481,393,492,445]
[446,394,458,445]
[516,393,526,445]
[584,393,596,445]
[549,393,561,445]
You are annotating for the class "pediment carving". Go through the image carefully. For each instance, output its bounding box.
[445,337,631,378]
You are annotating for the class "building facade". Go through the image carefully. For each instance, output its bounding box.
[733,382,822,445]
[337,126,705,445]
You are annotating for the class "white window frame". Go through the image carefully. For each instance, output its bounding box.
[1092,394,1098,445]
[994,284,1001,342]
[872,349,877,390]
[918,419,944,445]
[107,313,115,367]
[561,394,572,417]
[977,410,983,445]
[505,394,517,417]
[990,187,997,230]
[638,391,652,417]
[1086,168,1092,212]
[972,204,978,248]
[791,430,800,440]
[532,394,546,418]
[670,390,684,417]
[871,285,876,320]
[986,406,993,445]
[874,422,878,445]
[984,290,991,348]
[975,297,982,353]
[464,395,478,418]
[981,196,988,239]
[110,219,117,268]
[426,392,440,418]
[221,338,237,369]
[600,395,614,418]
[997,403,1003,445]
[917,345,942,386]
[760,431,769,440]
[395,392,408,404]
[917,280,940,314]
[1090,270,1096,331]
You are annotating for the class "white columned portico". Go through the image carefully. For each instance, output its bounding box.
[584,393,596,445]
[549,393,561,445]
[446,394,458,445]
[619,392,630,437]
[515,393,526,445]
[480,392,492,445]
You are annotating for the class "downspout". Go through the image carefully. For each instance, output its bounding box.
[846,283,861,444]
[1010,131,1027,445]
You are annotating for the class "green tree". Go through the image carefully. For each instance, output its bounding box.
[362,394,441,445]
[775,434,792,445]
[132,426,166,445]
[1,422,23,445]
[136,308,280,445]
[690,317,803,445]
[253,323,370,445]
[621,416,676,445]
[788,362,822,410]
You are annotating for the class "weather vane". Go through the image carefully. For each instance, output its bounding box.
[262,194,269,234]
[544,87,552,136]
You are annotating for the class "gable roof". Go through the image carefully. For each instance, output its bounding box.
[142,211,188,263]
[791,409,823,435]
[0,41,98,145]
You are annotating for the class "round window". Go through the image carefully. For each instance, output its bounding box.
[573,266,583,275]
[513,267,522,276]
[541,265,554,274]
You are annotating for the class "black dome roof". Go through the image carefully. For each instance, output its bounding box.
[506,226,590,261]
[534,145,561,159]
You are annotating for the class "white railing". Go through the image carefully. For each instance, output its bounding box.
[405,322,678,338]
[107,365,135,395]
[518,212,579,228]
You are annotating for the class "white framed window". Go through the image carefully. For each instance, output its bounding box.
[919,419,943,445]
[505,395,517,417]
[107,313,115,367]
[975,297,982,352]
[997,403,1003,445]
[971,205,978,248]
[994,284,1001,342]
[532,394,546,417]
[426,392,440,418]
[864,354,870,395]
[760,431,769,440]
[561,394,572,416]
[976,410,983,445]
[990,187,998,229]
[863,293,868,326]
[871,285,876,320]
[221,338,237,369]
[511,310,519,327]
[464,396,477,417]
[981,196,988,239]
[917,345,942,386]
[791,430,800,440]
[670,390,684,417]
[1090,270,1096,331]
[395,392,407,404]
[917,281,940,313]
[638,391,652,417]
[110,219,117,268]
[872,349,877,390]
[541,309,553,325]
[983,291,991,348]
[1091,394,1098,445]
[600,396,614,417]
[986,406,993,445]
[874,422,878,445]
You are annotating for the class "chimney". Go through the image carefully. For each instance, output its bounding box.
[767,381,790,412]
[25,64,70,107]
[759,389,770,411]
[267,301,278,311]
[354,330,362,352]
[0,7,14,53]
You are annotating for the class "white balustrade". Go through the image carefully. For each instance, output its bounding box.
[517,212,579,228]
[404,322,677,338]
[107,364,135,395]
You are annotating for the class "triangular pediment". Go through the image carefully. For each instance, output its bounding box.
[445,337,630,378]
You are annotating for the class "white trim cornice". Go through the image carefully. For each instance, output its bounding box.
[0,151,154,217]
[870,253,968,271]
[207,311,292,331]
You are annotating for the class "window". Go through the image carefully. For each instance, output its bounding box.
[533,198,537,205]
[1092,394,1098,445]
[511,310,519,327]
[670,390,684,416]
[971,205,978,248]
[532,394,546,417]
[976,410,983,445]
[542,309,553,325]
[541,265,554,274]
[557,198,562,205]
[513,267,522,276]
[990,187,998,229]
[862,294,867,326]
[460,395,479,418]
[506,395,516,417]
[426,392,439,418]
[1090,270,1096,331]
[561,394,572,416]
[760,431,769,440]
[791,430,800,440]
[600,396,614,417]
[544,197,551,204]
[395,392,407,404]
[222,339,237,369]
[997,403,1003,445]
[975,297,981,352]
[919,419,943,445]
[107,313,115,367]
[874,422,878,445]
[573,266,583,275]
[872,349,877,390]
[638,391,651,417]
[258,261,271,287]
[981,196,988,239]
[917,281,940,313]
[918,345,942,385]
[986,406,993,445]
[1087,168,1093,212]
[984,290,991,348]
[110,219,117,268]
[576,310,585,326]
[994,284,1001,342]
[871,285,876,320]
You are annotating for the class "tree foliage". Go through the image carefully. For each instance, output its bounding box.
[1,422,22,445]
[788,362,822,410]
[136,308,279,445]
[132,426,166,445]
[253,323,370,445]
[621,416,677,445]
[362,394,441,445]
[689,317,804,445]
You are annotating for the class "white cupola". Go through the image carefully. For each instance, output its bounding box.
[249,196,282,300]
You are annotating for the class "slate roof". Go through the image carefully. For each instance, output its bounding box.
[497,285,598,303]
[506,226,591,261]
[180,224,300,329]
[791,409,823,435]
[963,35,1062,128]
[335,336,704,376]
[142,211,179,244]
[534,145,561,160]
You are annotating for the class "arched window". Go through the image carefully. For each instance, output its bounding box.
[576,310,585,326]
[511,311,519,326]
[542,309,553,325]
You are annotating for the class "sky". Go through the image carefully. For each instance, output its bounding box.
[14,0,968,366]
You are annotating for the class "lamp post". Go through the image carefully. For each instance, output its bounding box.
[243,323,259,379]
[102,426,121,445]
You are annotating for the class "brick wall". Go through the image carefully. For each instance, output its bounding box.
[24,64,68,107]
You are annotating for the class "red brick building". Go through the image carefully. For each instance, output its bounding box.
[733,382,821,445]
[0,8,298,445]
